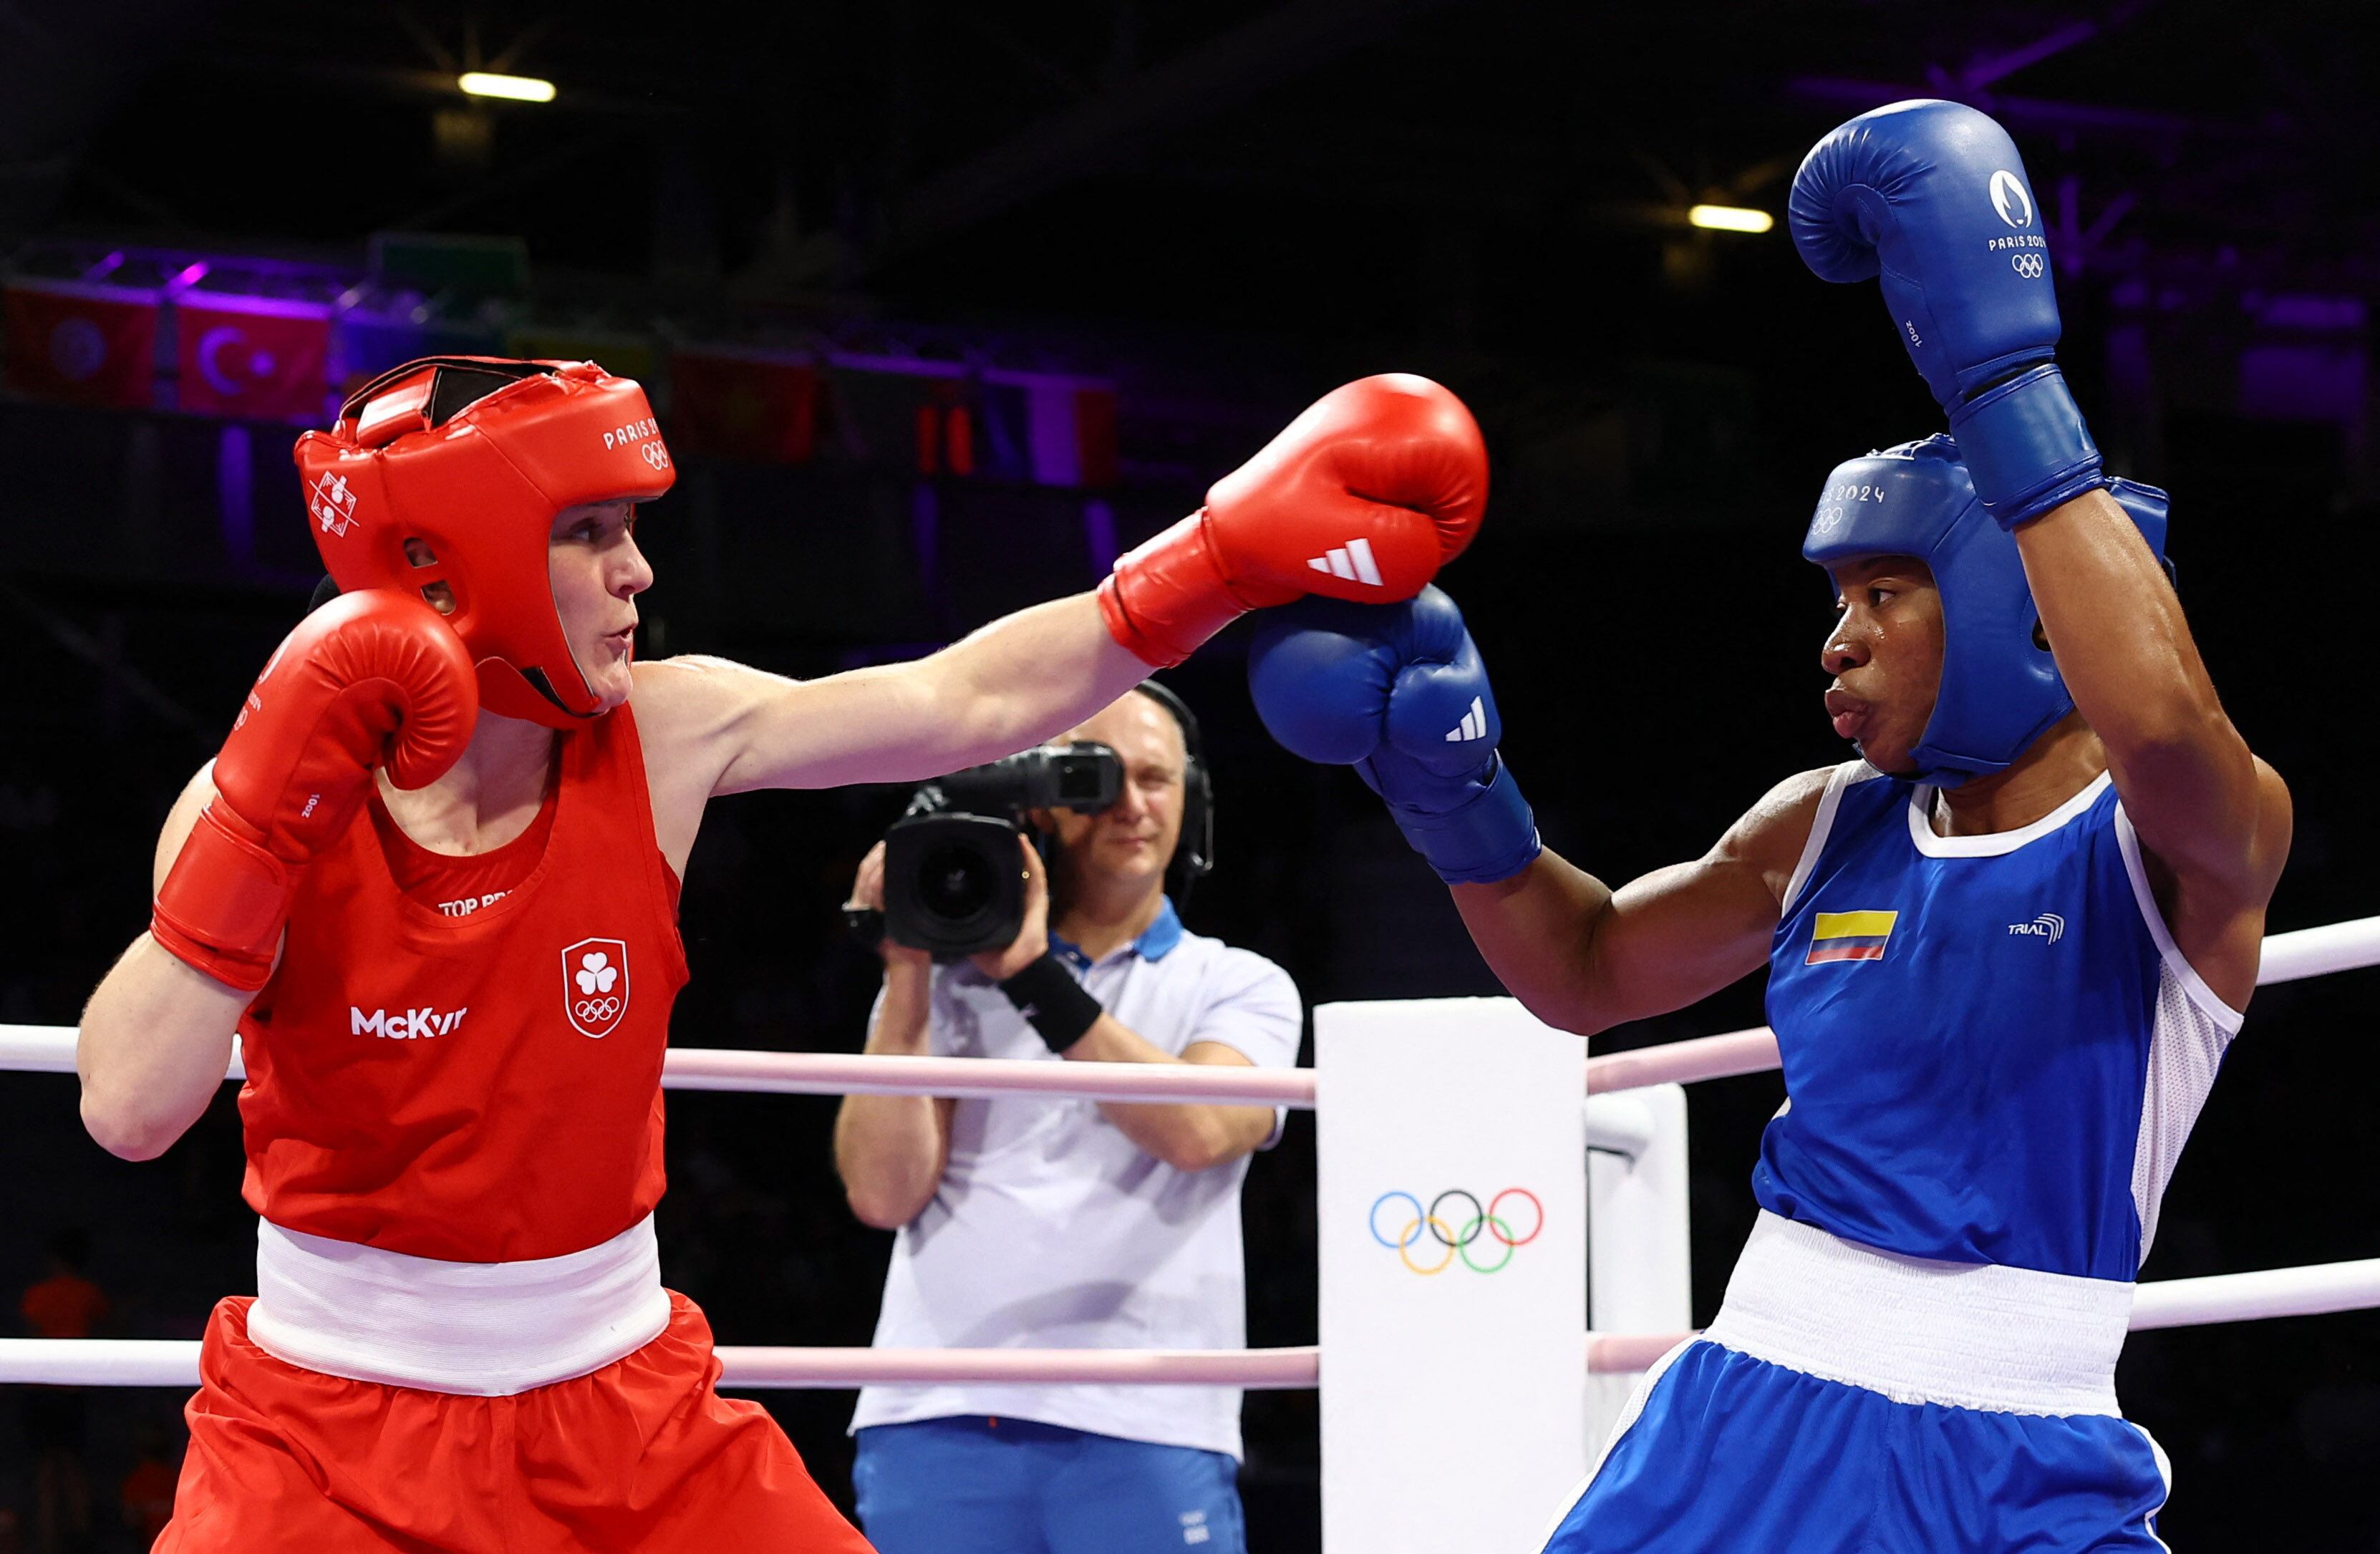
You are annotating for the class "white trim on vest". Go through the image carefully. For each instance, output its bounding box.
[1905,770,2113,858]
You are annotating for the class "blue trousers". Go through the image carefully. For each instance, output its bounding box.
[1544,1342,2172,1553]
[853,1416,1246,1554]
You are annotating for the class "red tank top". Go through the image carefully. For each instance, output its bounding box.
[238,705,689,1263]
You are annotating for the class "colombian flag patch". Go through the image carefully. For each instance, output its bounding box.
[1806,910,1897,965]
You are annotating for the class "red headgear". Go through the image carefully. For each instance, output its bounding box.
[293,356,675,728]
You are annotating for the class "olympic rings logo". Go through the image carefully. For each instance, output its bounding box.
[574,996,621,1023]
[640,442,672,470]
[1368,1188,1543,1275]
[2011,253,2046,280]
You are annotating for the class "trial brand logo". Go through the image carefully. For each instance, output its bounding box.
[2007,913,2066,945]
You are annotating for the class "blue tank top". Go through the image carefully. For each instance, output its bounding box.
[1756,764,2241,1283]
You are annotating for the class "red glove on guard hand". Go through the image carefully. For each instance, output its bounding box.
[1097,373,1488,667]
[150,591,478,990]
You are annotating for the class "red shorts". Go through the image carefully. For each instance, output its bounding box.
[157,1293,874,1553]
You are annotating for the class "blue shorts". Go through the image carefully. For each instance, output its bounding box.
[852,1416,1245,1554]
[1542,1341,2172,1553]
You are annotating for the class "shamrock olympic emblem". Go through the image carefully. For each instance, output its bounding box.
[576,951,618,996]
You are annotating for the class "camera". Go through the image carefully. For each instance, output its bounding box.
[879,743,1123,958]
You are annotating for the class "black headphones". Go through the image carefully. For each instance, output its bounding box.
[1130,679,1214,908]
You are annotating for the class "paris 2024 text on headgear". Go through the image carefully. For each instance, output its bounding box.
[293,356,677,729]
[1801,434,2169,786]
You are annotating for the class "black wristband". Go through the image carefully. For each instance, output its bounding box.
[997,953,1103,1054]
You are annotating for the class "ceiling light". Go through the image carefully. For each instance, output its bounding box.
[1687,204,1774,234]
[458,72,556,103]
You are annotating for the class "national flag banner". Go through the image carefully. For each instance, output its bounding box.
[175,291,332,421]
[668,346,818,463]
[508,326,659,389]
[1069,382,1118,488]
[914,377,974,477]
[2,278,161,409]
[1806,909,1899,966]
[822,353,966,467]
[982,369,1118,487]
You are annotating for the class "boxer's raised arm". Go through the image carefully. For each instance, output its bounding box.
[81,593,477,1162]
[79,768,253,1161]
[2015,491,2288,1006]
[2018,495,2280,895]
[1790,98,2287,1001]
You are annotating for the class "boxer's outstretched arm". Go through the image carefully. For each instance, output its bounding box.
[1449,769,1827,1038]
[680,592,1155,795]
[647,376,1493,799]
[79,767,251,1160]
[1247,588,1825,1039]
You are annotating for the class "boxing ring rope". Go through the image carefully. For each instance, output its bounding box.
[7,916,2368,1111]
[7,1261,2380,1391]
[0,1030,1678,1155]
[3,913,2376,1392]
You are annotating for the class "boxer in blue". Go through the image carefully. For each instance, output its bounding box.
[1248,101,2292,1550]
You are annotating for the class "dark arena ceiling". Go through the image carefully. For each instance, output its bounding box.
[8,0,2374,363]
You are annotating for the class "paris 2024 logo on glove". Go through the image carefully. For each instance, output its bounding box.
[561,937,631,1038]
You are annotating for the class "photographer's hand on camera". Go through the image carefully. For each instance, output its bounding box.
[976,838,1111,1058]
[848,842,931,973]
[967,837,1052,984]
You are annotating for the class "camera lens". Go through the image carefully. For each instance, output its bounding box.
[918,842,997,921]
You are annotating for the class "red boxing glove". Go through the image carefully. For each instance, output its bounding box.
[1098,374,1488,666]
[151,592,478,990]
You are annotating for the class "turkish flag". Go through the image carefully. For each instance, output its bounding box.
[2,279,160,408]
[175,293,332,421]
[668,347,818,463]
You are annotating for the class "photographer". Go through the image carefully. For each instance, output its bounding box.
[834,683,1298,1554]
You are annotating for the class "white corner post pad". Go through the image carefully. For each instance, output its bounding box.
[1584,1082,1691,1451]
[1315,997,1587,1554]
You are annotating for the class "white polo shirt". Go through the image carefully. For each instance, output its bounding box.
[849,900,1302,1459]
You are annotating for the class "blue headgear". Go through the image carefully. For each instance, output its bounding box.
[1801,435,2169,786]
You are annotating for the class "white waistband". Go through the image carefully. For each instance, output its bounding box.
[1701,1212,2134,1417]
[247,1215,672,1397]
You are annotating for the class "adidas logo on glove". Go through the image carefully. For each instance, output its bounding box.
[1307,536,1383,586]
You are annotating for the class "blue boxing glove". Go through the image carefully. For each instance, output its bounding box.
[1790,99,2104,530]
[1248,586,1540,885]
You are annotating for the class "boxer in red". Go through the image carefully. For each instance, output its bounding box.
[72,357,1486,1552]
